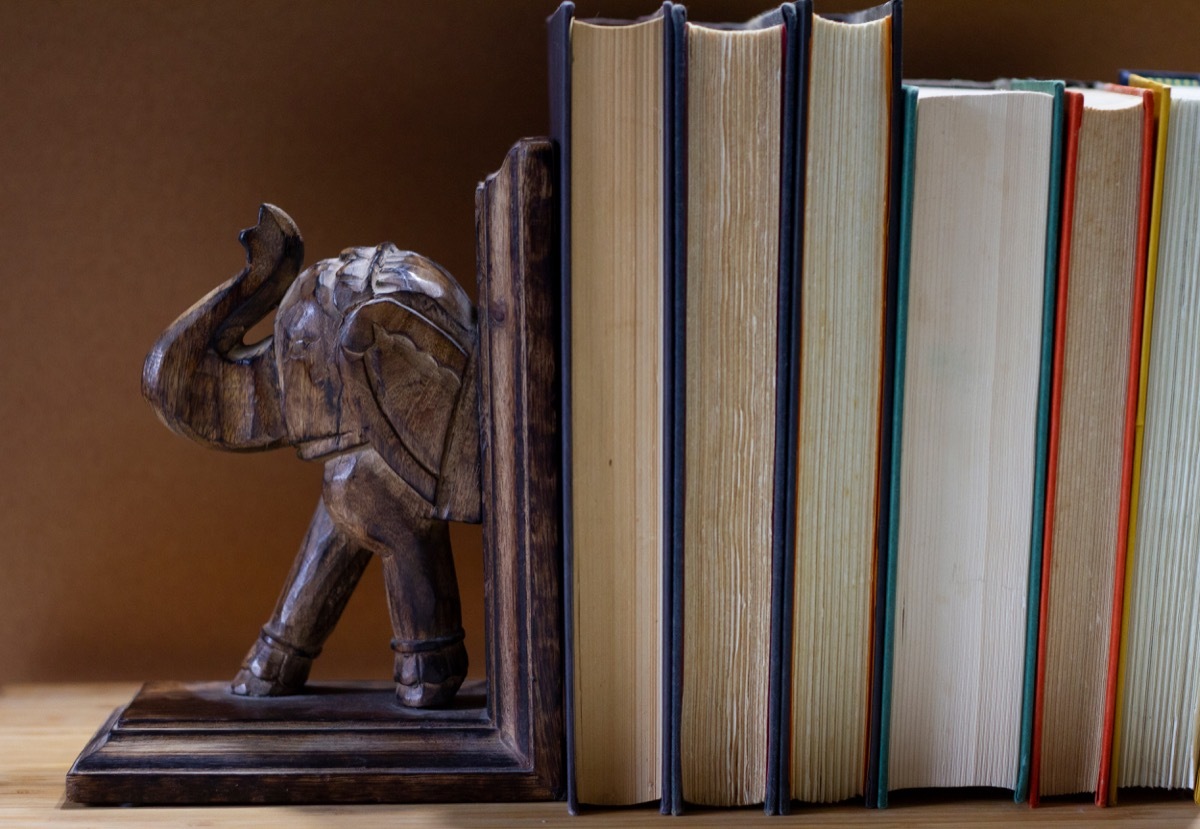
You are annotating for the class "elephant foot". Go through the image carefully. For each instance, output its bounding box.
[230,630,315,697]
[392,630,468,708]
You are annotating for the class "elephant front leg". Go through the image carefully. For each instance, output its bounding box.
[381,519,468,708]
[231,497,372,696]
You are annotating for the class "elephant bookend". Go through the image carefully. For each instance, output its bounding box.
[66,139,563,805]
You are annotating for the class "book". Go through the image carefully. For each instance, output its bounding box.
[1110,71,1200,800]
[882,82,1059,797]
[873,79,1064,806]
[679,5,796,811]
[549,2,678,809]
[1029,84,1153,806]
[783,0,900,812]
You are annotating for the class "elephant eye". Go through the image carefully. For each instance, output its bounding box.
[287,337,312,356]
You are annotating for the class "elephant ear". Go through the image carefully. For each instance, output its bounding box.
[338,297,481,521]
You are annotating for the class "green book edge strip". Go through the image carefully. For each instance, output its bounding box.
[1010,77,1066,805]
[875,84,918,809]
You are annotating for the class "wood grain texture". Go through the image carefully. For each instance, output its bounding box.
[65,139,562,805]
[15,684,1200,825]
[142,204,481,706]
[141,204,301,451]
[475,137,565,798]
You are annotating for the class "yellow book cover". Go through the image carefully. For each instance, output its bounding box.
[1108,72,1170,806]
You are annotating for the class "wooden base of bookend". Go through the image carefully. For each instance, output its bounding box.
[67,137,563,806]
[66,681,500,805]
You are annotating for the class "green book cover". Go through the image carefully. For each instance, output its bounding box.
[874,84,918,809]
[1009,77,1066,805]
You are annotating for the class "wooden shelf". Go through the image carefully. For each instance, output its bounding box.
[3,683,1194,826]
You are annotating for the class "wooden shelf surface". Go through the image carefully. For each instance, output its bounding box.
[3,683,1196,827]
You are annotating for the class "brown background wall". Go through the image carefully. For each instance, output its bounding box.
[1,0,1196,686]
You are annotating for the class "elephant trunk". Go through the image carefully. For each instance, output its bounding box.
[143,204,304,451]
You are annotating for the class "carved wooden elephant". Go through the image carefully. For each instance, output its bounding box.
[142,205,480,707]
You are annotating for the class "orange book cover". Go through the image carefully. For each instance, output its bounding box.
[1109,74,1171,806]
[1097,82,1154,807]
[1029,85,1154,808]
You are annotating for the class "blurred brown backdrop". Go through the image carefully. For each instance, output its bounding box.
[1,0,1196,685]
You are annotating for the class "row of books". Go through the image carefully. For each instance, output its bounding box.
[549,0,1200,814]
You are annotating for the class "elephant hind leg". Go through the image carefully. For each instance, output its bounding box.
[391,628,469,709]
[380,522,468,708]
[231,497,372,696]
[323,449,469,707]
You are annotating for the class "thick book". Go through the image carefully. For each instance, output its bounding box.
[1109,71,1200,803]
[781,0,902,814]
[889,78,1067,805]
[1029,84,1153,807]
[880,81,1060,801]
[877,79,1065,806]
[549,2,680,810]
[677,4,799,812]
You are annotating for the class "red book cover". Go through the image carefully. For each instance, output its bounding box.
[1029,85,1154,808]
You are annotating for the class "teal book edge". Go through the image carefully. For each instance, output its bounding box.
[1010,77,1066,805]
[874,84,918,810]
[875,79,1064,808]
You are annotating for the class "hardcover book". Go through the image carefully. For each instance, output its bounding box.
[1110,70,1200,803]
[1029,83,1153,806]
[549,1,677,810]
[783,0,901,814]
[880,81,1060,802]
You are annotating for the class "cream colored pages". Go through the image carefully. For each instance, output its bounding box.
[889,89,1051,791]
[681,22,781,808]
[1118,86,1200,791]
[569,16,663,806]
[791,12,890,804]
[1039,90,1142,797]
